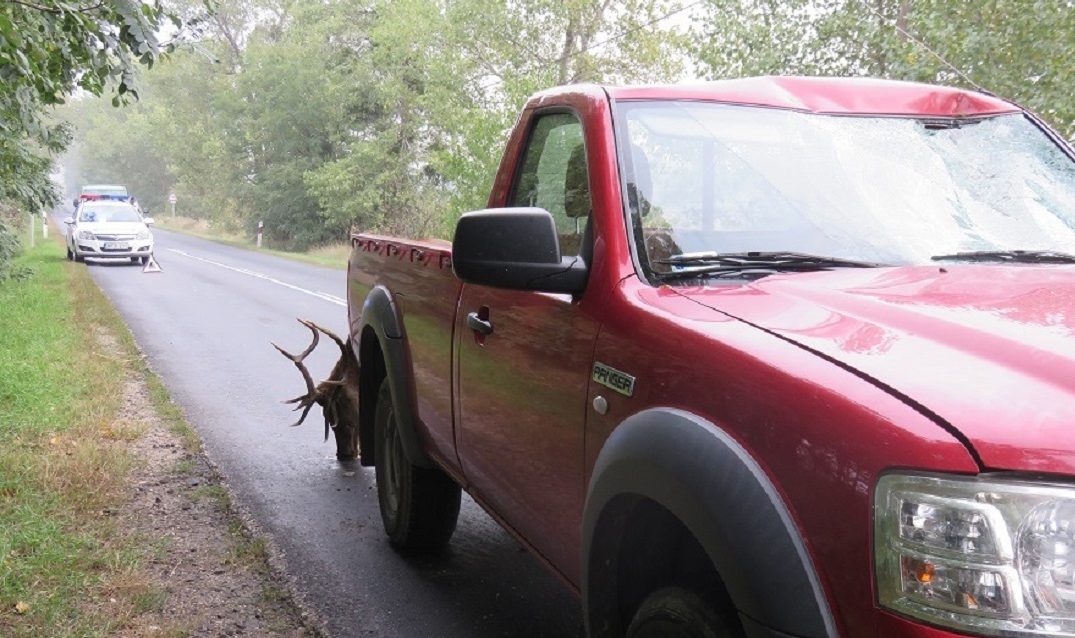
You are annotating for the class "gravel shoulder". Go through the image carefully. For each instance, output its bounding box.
[94,330,319,637]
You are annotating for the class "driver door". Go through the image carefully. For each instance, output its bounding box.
[455,110,600,579]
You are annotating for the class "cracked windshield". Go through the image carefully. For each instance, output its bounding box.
[621,103,1075,271]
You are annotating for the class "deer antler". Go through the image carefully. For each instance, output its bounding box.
[274,319,363,460]
[314,320,348,355]
[272,319,325,427]
[273,319,354,426]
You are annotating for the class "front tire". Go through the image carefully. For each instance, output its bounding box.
[66,246,73,261]
[627,587,733,638]
[374,378,460,551]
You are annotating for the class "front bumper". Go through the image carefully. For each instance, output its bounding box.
[75,239,154,258]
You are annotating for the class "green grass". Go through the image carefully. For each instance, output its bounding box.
[232,535,269,568]
[173,458,196,475]
[154,216,350,270]
[0,240,152,636]
[0,235,309,637]
[147,372,199,452]
[0,245,113,432]
[190,485,229,510]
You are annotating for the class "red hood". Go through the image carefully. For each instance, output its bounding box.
[675,265,1075,475]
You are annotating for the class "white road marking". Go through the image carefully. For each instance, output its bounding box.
[167,248,346,306]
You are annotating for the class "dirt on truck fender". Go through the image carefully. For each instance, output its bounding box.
[283,77,1075,638]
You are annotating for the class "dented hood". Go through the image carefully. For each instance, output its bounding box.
[676,265,1075,475]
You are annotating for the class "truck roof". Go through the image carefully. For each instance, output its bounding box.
[602,76,1019,118]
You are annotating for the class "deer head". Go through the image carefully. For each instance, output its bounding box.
[273,319,361,461]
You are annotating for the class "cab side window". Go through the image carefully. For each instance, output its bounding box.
[510,113,591,256]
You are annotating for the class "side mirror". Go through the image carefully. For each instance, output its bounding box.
[143,217,155,225]
[63,217,74,225]
[452,208,587,294]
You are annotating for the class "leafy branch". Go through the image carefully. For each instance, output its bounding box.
[1,0,106,14]
[0,0,193,213]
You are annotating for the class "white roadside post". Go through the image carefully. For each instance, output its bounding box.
[257,220,264,249]
[27,212,34,248]
[169,191,177,217]
[41,212,48,239]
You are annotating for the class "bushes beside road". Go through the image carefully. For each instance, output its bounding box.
[0,205,24,279]
[0,222,19,279]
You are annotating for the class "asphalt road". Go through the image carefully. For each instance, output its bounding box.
[58,217,583,637]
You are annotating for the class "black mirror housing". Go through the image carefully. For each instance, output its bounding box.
[452,208,588,294]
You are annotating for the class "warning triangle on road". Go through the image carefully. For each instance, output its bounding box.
[143,255,163,273]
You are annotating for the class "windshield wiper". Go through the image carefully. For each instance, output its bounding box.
[656,251,881,282]
[660,251,881,268]
[920,117,985,130]
[930,250,1075,264]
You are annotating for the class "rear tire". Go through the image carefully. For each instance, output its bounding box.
[374,378,460,551]
[140,255,148,265]
[627,587,733,638]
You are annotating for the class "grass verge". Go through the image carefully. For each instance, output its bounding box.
[154,216,349,270]
[0,229,316,637]
[0,239,153,636]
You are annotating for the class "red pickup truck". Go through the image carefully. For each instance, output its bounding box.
[337,77,1075,638]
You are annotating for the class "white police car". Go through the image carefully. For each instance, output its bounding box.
[65,200,154,264]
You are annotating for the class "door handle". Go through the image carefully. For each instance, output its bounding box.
[466,311,493,336]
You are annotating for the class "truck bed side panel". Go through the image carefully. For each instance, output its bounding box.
[348,234,461,473]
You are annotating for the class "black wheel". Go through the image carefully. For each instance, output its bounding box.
[130,256,140,264]
[74,253,85,263]
[66,245,73,261]
[140,256,148,265]
[627,587,732,638]
[374,378,460,551]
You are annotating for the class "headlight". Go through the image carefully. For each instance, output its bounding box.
[77,230,95,240]
[136,230,151,240]
[876,473,1075,636]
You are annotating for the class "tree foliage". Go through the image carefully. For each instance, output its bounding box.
[63,0,1075,251]
[0,0,183,276]
[692,0,1075,138]
[65,0,685,247]
[0,0,180,210]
